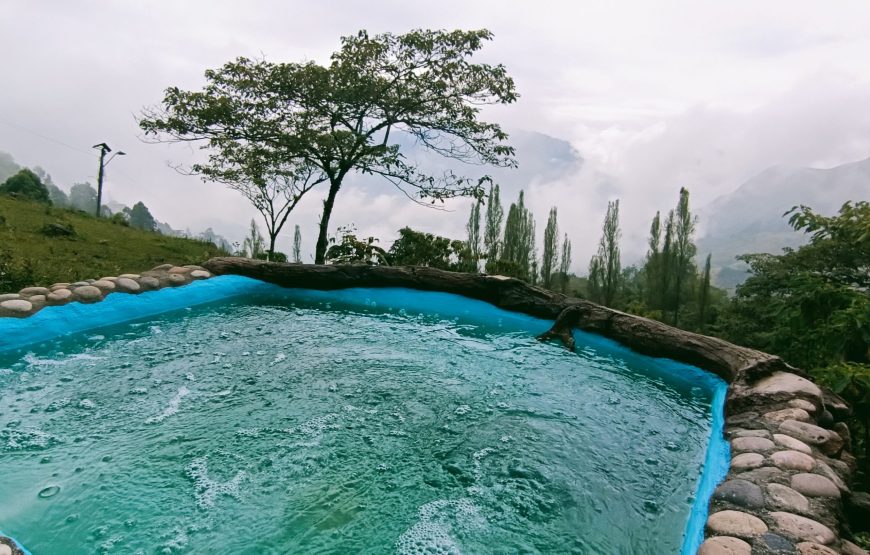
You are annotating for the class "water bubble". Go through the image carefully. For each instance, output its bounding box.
[38,485,61,498]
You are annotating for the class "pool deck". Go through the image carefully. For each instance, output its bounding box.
[0,258,865,555]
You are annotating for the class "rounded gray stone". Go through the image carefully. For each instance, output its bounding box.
[773,434,813,455]
[91,279,116,291]
[790,473,840,498]
[780,420,831,446]
[713,479,764,509]
[115,277,141,292]
[765,408,811,424]
[0,542,12,555]
[841,540,870,555]
[152,263,173,271]
[759,532,795,553]
[0,299,32,313]
[767,483,810,513]
[167,273,189,285]
[814,460,848,493]
[789,399,817,413]
[118,273,140,279]
[698,536,752,555]
[796,543,838,555]
[138,276,160,290]
[190,269,211,279]
[72,285,102,302]
[740,466,786,483]
[731,429,772,439]
[731,453,765,470]
[46,288,73,304]
[19,286,50,296]
[707,510,768,538]
[751,372,822,401]
[732,436,775,453]
[772,450,816,471]
[770,512,835,544]
[169,266,192,274]
[0,293,21,302]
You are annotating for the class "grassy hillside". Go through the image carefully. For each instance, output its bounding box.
[0,196,228,292]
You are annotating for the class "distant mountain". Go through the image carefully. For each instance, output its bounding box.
[698,156,870,289]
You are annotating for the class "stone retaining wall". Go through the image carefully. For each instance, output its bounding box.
[0,258,865,554]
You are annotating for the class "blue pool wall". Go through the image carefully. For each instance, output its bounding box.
[0,275,730,553]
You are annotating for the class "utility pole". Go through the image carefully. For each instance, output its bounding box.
[93,143,125,217]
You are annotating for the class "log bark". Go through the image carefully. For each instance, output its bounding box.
[202,257,794,384]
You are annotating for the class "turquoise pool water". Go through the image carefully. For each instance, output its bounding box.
[0,277,727,554]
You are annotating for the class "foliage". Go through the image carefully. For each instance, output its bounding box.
[541,207,559,289]
[671,188,697,325]
[465,198,483,271]
[588,199,621,307]
[0,196,227,292]
[124,201,157,231]
[68,182,98,213]
[558,233,572,293]
[388,227,473,271]
[242,219,266,259]
[293,224,302,263]
[500,190,535,280]
[483,184,504,273]
[140,28,518,263]
[325,225,388,265]
[0,168,50,203]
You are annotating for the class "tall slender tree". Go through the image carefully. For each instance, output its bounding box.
[483,184,504,273]
[644,211,662,306]
[589,199,622,307]
[541,207,559,289]
[672,187,697,326]
[500,190,535,280]
[293,225,302,263]
[660,209,676,312]
[698,253,712,331]
[243,219,266,258]
[466,198,483,271]
[558,233,572,293]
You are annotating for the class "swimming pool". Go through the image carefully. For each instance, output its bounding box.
[0,276,728,554]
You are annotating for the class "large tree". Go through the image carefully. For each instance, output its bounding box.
[671,187,697,325]
[124,201,157,231]
[499,190,535,280]
[69,182,98,213]
[140,29,518,263]
[466,198,483,271]
[558,233,572,293]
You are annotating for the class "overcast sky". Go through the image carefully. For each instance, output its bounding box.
[2,1,870,267]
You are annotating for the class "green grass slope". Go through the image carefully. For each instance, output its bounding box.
[0,196,228,292]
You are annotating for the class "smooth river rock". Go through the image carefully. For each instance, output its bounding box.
[138,276,160,290]
[118,273,140,279]
[780,420,831,446]
[714,480,764,509]
[0,299,33,313]
[707,510,768,538]
[91,279,116,291]
[791,473,840,498]
[0,293,20,302]
[764,408,811,424]
[751,372,822,401]
[767,483,810,513]
[731,436,775,453]
[731,453,765,471]
[789,399,817,413]
[72,285,102,302]
[190,269,211,279]
[771,450,817,472]
[796,542,839,555]
[815,460,848,493]
[773,434,813,455]
[770,512,836,544]
[167,273,189,285]
[115,278,141,292]
[698,536,752,555]
[758,532,795,553]
[841,540,870,555]
[19,286,50,296]
[731,429,772,439]
[0,542,13,555]
[168,266,192,274]
[46,288,72,304]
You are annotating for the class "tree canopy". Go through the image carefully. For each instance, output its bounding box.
[140,28,518,263]
[0,168,50,203]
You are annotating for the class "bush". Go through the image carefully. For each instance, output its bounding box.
[39,222,76,237]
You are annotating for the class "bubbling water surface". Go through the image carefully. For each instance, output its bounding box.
[0,287,719,554]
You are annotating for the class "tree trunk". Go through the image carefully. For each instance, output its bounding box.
[314,181,342,264]
[267,233,277,262]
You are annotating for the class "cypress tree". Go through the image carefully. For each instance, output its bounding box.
[644,211,662,306]
[541,207,559,289]
[466,197,483,271]
[483,184,503,273]
[660,209,676,313]
[672,187,697,326]
[698,253,712,331]
[558,233,572,293]
[293,225,302,263]
[500,190,535,280]
[590,199,622,307]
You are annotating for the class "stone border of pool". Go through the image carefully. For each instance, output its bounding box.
[0,256,865,555]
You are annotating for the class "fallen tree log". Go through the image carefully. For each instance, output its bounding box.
[202,257,794,384]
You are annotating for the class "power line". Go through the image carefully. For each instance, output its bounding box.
[0,117,98,159]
